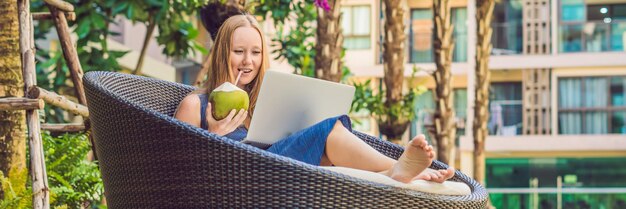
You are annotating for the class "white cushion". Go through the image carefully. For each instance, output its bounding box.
[321,166,471,196]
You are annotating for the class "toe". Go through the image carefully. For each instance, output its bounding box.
[410,135,428,147]
[412,134,426,141]
[437,169,448,177]
[444,167,456,179]
[431,173,441,180]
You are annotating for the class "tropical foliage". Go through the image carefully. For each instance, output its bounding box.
[351,67,427,141]
[256,0,318,77]
[0,132,103,208]
[32,0,208,122]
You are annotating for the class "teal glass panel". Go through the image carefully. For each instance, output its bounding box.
[489,193,626,209]
[559,24,583,52]
[558,78,582,108]
[410,8,467,63]
[583,77,608,108]
[452,8,467,62]
[410,90,435,140]
[410,9,433,63]
[454,88,467,119]
[559,112,582,134]
[486,158,531,188]
[611,76,626,106]
[453,89,467,146]
[342,6,371,50]
[491,82,522,101]
[584,23,610,52]
[344,37,370,49]
[489,83,523,135]
[412,9,432,19]
[486,158,626,188]
[561,0,586,22]
[492,0,523,55]
[584,111,608,134]
[611,21,626,51]
[611,111,626,134]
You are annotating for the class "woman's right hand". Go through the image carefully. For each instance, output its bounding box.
[205,102,248,136]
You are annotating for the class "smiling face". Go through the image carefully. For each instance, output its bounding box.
[230,26,262,89]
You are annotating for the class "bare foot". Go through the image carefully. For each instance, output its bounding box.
[384,135,434,183]
[413,167,455,183]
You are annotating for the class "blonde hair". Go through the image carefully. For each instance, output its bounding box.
[198,14,269,125]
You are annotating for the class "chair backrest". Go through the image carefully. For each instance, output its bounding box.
[88,71,195,116]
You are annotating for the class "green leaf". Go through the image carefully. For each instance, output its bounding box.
[108,50,130,58]
[112,1,129,15]
[188,27,199,39]
[76,21,91,39]
[166,42,176,55]
[91,14,106,29]
[192,42,208,55]
[126,3,135,19]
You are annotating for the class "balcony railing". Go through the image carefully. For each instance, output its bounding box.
[491,22,524,55]
[489,100,523,136]
[560,20,626,53]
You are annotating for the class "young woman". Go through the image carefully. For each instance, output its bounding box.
[175,14,454,183]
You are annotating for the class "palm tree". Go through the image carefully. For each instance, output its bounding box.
[314,0,343,82]
[432,0,456,164]
[0,0,27,199]
[380,0,409,142]
[473,0,496,187]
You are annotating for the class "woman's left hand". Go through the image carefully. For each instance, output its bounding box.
[205,103,247,136]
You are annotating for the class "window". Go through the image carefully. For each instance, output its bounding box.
[559,2,626,52]
[558,76,626,134]
[409,9,433,63]
[589,4,626,51]
[489,83,523,135]
[341,5,371,49]
[452,9,468,62]
[409,7,468,63]
[561,0,586,22]
[411,90,435,141]
[491,0,523,55]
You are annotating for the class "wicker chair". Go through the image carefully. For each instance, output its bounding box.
[84,71,488,208]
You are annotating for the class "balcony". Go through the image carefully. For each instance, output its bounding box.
[559,20,626,53]
[491,22,524,55]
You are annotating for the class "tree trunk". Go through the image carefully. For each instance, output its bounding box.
[473,0,495,186]
[381,0,409,141]
[133,14,157,76]
[382,0,405,104]
[48,6,87,105]
[314,0,343,82]
[0,0,27,199]
[432,0,456,164]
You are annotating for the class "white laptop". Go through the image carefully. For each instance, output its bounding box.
[242,70,355,148]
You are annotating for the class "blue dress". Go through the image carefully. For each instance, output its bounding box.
[198,94,352,165]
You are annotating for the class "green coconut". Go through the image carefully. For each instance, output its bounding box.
[209,82,250,120]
